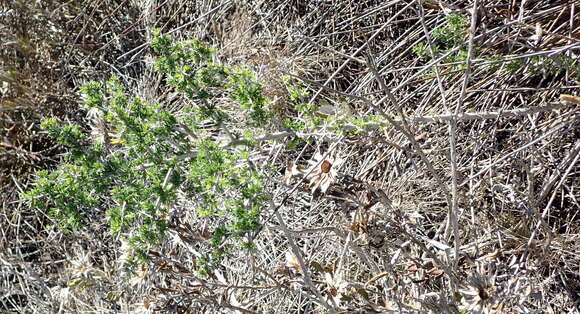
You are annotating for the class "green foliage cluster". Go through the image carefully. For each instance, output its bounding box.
[282,82,318,131]
[343,115,388,136]
[412,13,578,79]
[23,31,271,273]
[432,14,469,48]
[281,78,393,139]
[413,13,470,65]
[279,82,316,149]
[505,55,580,78]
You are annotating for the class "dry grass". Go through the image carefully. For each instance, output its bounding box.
[1,0,579,313]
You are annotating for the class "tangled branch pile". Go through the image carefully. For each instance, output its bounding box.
[1,0,578,313]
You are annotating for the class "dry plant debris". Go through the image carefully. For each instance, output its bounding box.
[1,0,579,313]
[286,151,344,194]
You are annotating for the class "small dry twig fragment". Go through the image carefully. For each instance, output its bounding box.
[559,94,580,105]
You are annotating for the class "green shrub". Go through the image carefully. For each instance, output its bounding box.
[23,31,272,274]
